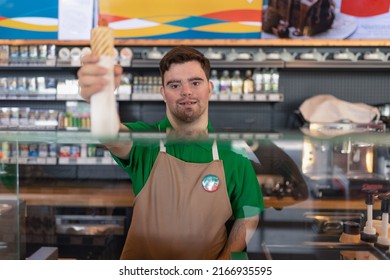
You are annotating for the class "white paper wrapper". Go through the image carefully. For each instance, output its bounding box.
[299,94,380,124]
[90,55,119,137]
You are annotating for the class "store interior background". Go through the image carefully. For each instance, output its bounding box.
[1,0,390,260]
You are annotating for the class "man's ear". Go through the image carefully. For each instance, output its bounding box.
[160,86,166,102]
[208,81,213,99]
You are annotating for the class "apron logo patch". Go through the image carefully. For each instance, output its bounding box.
[202,174,220,192]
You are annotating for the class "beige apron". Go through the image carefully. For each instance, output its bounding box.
[120,140,232,259]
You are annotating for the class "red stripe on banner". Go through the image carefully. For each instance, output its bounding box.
[99,14,131,23]
[203,10,261,22]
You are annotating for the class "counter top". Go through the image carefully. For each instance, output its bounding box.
[264,196,371,210]
[1,180,375,210]
[18,180,134,207]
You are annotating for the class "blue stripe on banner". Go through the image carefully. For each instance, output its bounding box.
[0,27,57,39]
[0,0,58,18]
[166,16,226,29]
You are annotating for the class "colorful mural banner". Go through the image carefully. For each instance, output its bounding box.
[0,0,58,39]
[1,0,390,40]
[262,0,390,40]
[99,0,263,39]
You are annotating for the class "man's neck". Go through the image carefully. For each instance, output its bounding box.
[166,114,209,139]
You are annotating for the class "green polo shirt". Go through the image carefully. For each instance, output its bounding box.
[111,117,264,219]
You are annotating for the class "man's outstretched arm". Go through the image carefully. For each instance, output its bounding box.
[217,215,259,260]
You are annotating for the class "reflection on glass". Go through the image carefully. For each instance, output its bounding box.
[1,130,390,260]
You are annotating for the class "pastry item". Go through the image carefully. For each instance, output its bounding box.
[89,19,119,137]
[91,19,115,57]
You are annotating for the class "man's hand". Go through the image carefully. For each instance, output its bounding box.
[77,54,123,102]
[217,215,259,260]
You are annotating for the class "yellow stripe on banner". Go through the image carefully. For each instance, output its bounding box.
[194,22,260,33]
[113,24,186,37]
[0,19,57,32]
[100,0,263,18]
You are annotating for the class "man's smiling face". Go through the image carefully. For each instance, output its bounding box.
[160,60,212,124]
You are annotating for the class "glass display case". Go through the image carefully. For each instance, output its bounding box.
[0,138,24,260]
[0,131,133,260]
[1,128,390,260]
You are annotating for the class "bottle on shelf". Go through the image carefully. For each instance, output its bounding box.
[270,68,279,92]
[210,69,220,94]
[132,76,139,93]
[253,68,263,93]
[243,69,254,94]
[152,76,161,93]
[231,70,243,94]
[219,70,232,94]
[374,193,390,252]
[360,188,378,243]
[355,189,379,260]
[262,69,272,93]
[339,221,361,260]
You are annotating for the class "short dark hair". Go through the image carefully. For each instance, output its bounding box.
[159,46,211,83]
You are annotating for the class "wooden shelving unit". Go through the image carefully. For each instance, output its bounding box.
[2,39,390,47]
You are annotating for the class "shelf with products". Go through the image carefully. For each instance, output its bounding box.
[285,60,390,69]
[4,42,390,140]
[0,101,89,132]
[0,138,116,166]
[3,41,390,68]
[0,130,283,144]
[3,54,390,70]
[0,130,282,167]
[5,43,390,113]
[2,38,390,47]
[130,58,284,69]
[129,92,283,102]
[2,57,390,70]
[7,43,390,139]
[0,61,283,104]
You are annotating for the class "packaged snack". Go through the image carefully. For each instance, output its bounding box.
[9,46,19,64]
[29,45,38,64]
[38,45,47,59]
[0,45,9,65]
[26,77,37,92]
[0,108,10,127]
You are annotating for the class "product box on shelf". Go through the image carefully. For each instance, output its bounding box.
[28,45,38,64]
[0,45,9,66]
[56,79,80,100]
[0,107,60,131]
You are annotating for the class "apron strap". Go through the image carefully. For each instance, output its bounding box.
[159,139,166,152]
[212,140,219,160]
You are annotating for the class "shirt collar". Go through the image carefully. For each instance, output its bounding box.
[158,117,215,150]
[158,116,214,132]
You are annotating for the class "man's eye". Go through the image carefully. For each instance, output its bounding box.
[169,84,179,89]
[192,81,200,86]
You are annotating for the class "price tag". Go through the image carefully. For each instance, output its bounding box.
[218,94,229,101]
[268,93,282,101]
[255,94,267,101]
[242,94,254,101]
[230,94,241,101]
